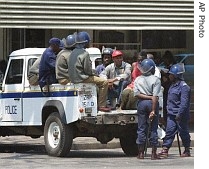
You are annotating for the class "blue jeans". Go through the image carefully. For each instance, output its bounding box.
[107,80,130,106]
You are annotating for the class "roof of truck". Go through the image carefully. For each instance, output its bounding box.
[9,48,46,57]
[85,47,101,55]
[9,47,101,57]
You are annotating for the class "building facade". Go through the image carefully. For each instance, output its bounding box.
[0,0,194,61]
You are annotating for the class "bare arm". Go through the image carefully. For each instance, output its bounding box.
[135,93,158,120]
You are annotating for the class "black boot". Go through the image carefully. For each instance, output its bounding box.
[180,147,191,157]
[137,144,145,159]
[151,146,161,160]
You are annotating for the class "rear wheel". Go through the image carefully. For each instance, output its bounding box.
[120,134,138,156]
[44,112,73,157]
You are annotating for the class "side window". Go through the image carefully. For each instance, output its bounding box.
[27,58,37,77]
[5,59,23,84]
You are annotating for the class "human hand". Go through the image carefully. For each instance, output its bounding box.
[149,111,156,121]
[108,82,114,89]
[175,114,181,121]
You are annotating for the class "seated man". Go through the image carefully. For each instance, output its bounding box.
[67,31,110,112]
[95,47,113,75]
[56,33,76,85]
[39,37,63,93]
[100,50,132,108]
[28,56,42,85]
[119,50,147,110]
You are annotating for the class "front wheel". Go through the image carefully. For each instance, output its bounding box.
[44,112,73,157]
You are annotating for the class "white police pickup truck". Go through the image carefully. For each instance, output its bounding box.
[0,47,139,157]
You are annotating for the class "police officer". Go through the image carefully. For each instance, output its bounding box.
[134,58,161,160]
[39,37,63,89]
[158,63,191,158]
[28,56,42,85]
[56,33,76,85]
[67,31,110,112]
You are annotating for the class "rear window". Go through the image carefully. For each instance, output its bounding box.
[174,54,194,65]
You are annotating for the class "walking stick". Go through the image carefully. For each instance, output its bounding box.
[144,118,152,157]
[176,131,181,156]
[175,120,182,156]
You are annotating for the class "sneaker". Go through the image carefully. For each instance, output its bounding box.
[180,148,191,157]
[98,107,111,112]
[158,147,168,158]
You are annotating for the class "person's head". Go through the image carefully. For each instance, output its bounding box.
[168,63,185,82]
[65,33,76,49]
[49,37,63,54]
[75,31,91,49]
[138,58,156,75]
[137,50,147,63]
[147,53,154,60]
[162,50,176,67]
[112,50,123,67]
[102,48,113,66]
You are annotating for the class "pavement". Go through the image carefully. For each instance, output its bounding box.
[0,131,194,150]
[72,132,194,150]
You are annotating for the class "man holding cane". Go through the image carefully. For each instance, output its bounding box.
[134,58,161,160]
[158,63,191,158]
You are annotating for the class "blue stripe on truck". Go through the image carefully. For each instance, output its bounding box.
[0,90,78,99]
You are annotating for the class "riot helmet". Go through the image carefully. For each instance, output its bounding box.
[76,31,91,43]
[139,58,155,75]
[102,48,113,56]
[66,34,76,48]
[169,63,185,80]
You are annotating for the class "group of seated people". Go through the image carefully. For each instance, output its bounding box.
[28,31,163,112]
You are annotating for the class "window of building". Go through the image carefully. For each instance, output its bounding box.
[142,30,186,49]
[11,29,45,51]
[93,30,140,51]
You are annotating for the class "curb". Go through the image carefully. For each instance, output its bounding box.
[71,136,194,150]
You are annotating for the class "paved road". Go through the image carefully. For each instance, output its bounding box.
[0,147,194,169]
[0,132,194,150]
[0,133,194,169]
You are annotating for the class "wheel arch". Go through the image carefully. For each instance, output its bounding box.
[42,100,67,125]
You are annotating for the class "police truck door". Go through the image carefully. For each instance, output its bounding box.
[0,57,24,122]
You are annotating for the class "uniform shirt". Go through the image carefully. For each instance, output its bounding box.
[167,80,191,117]
[39,47,57,84]
[100,61,132,82]
[133,74,161,97]
[56,48,72,81]
[68,48,95,83]
[95,64,105,75]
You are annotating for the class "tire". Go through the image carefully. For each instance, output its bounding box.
[120,134,138,156]
[44,112,73,157]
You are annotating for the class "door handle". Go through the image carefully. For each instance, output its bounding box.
[14,98,20,101]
